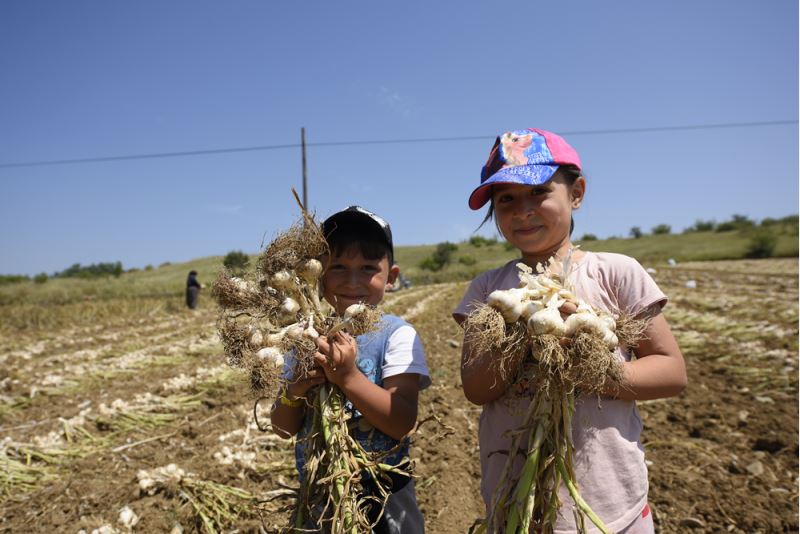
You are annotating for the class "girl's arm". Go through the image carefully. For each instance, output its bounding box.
[270,368,326,438]
[611,311,687,401]
[456,314,515,405]
[316,333,419,440]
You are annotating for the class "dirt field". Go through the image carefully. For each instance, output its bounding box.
[1,258,797,533]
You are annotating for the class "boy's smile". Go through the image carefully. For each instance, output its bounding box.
[321,248,399,315]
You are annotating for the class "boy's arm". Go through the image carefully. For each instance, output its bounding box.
[270,369,326,438]
[610,312,687,401]
[316,333,419,440]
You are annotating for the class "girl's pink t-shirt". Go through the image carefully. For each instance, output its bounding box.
[453,252,666,533]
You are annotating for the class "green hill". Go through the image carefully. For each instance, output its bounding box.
[1,218,795,314]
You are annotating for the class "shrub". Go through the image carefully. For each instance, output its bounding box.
[33,273,48,284]
[503,241,516,251]
[0,274,29,286]
[458,255,477,266]
[468,235,498,248]
[419,242,458,271]
[745,231,778,258]
[629,227,643,239]
[651,224,671,235]
[55,262,123,278]
[418,257,441,271]
[580,233,598,241]
[223,250,250,274]
[715,222,737,232]
[685,220,716,233]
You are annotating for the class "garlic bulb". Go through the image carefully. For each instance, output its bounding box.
[602,330,619,349]
[563,312,595,337]
[344,303,367,321]
[529,307,566,336]
[599,314,616,331]
[231,277,250,292]
[298,259,323,285]
[249,328,263,347]
[256,347,284,367]
[488,289,526,323]
[271,271,294,289]
[519,300,544,321]
[282,297,300,315]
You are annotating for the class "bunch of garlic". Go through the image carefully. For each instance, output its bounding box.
[246,259,374,363]
[486,262,618,349]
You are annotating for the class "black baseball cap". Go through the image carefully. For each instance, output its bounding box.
[321,206,394,263]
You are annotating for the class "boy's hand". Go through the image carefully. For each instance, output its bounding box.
[285,366,326,401]
[314,332,358,386]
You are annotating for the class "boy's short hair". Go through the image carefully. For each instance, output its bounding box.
[322,206,394,265]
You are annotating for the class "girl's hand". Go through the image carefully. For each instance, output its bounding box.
[284,366,326,401]
[314,332,358,386]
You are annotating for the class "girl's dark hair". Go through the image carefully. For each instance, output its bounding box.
[478,165,583,236]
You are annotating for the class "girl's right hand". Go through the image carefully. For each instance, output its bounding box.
[284,366,327,401]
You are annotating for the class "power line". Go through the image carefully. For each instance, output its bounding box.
[0,119,795,169]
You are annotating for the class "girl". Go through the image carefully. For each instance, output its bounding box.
[453,128,686,533]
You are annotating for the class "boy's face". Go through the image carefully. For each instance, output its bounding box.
[321,247,399,315]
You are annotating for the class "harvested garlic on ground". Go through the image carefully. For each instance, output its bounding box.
[256,347,284,367]
[298,259,323,285]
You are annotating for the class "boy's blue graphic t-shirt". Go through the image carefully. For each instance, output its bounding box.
[293,314,412,482]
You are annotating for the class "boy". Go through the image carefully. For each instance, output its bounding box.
[270,206,431,533]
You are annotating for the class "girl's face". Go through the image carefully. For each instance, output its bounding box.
[492,173,586,264]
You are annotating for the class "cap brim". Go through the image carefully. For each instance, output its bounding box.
[468,164,559,210]
[322,208,394,254]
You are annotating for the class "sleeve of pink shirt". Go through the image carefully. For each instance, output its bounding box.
[598,253,667,315]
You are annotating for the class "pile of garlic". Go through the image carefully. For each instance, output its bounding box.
[487,262,618,349]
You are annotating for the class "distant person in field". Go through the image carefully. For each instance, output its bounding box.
[271,206,431,533]
[453,128,687,533]
[185,270,202,309]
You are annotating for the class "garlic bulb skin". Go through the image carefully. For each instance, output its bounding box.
[519,300,544,321]
[281,297,300,315]
[344,303,367,321]
[256,347,284,367]
[529,307,566,336]
[564,312,594,337]
[231,277,249,291]
[487,289,526,323]
[298,259,323,285]
[602,330,619,350]
[599,314,616,331]
[249,329,263,347]
[271,271,294,289]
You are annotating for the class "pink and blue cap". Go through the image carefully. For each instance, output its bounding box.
[468,128,582,210]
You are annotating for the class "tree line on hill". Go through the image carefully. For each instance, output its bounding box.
[417,213,798,271]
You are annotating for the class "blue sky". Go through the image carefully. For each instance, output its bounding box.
[1,1,797,275]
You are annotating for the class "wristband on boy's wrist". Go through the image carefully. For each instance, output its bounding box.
[279,394,304,408]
